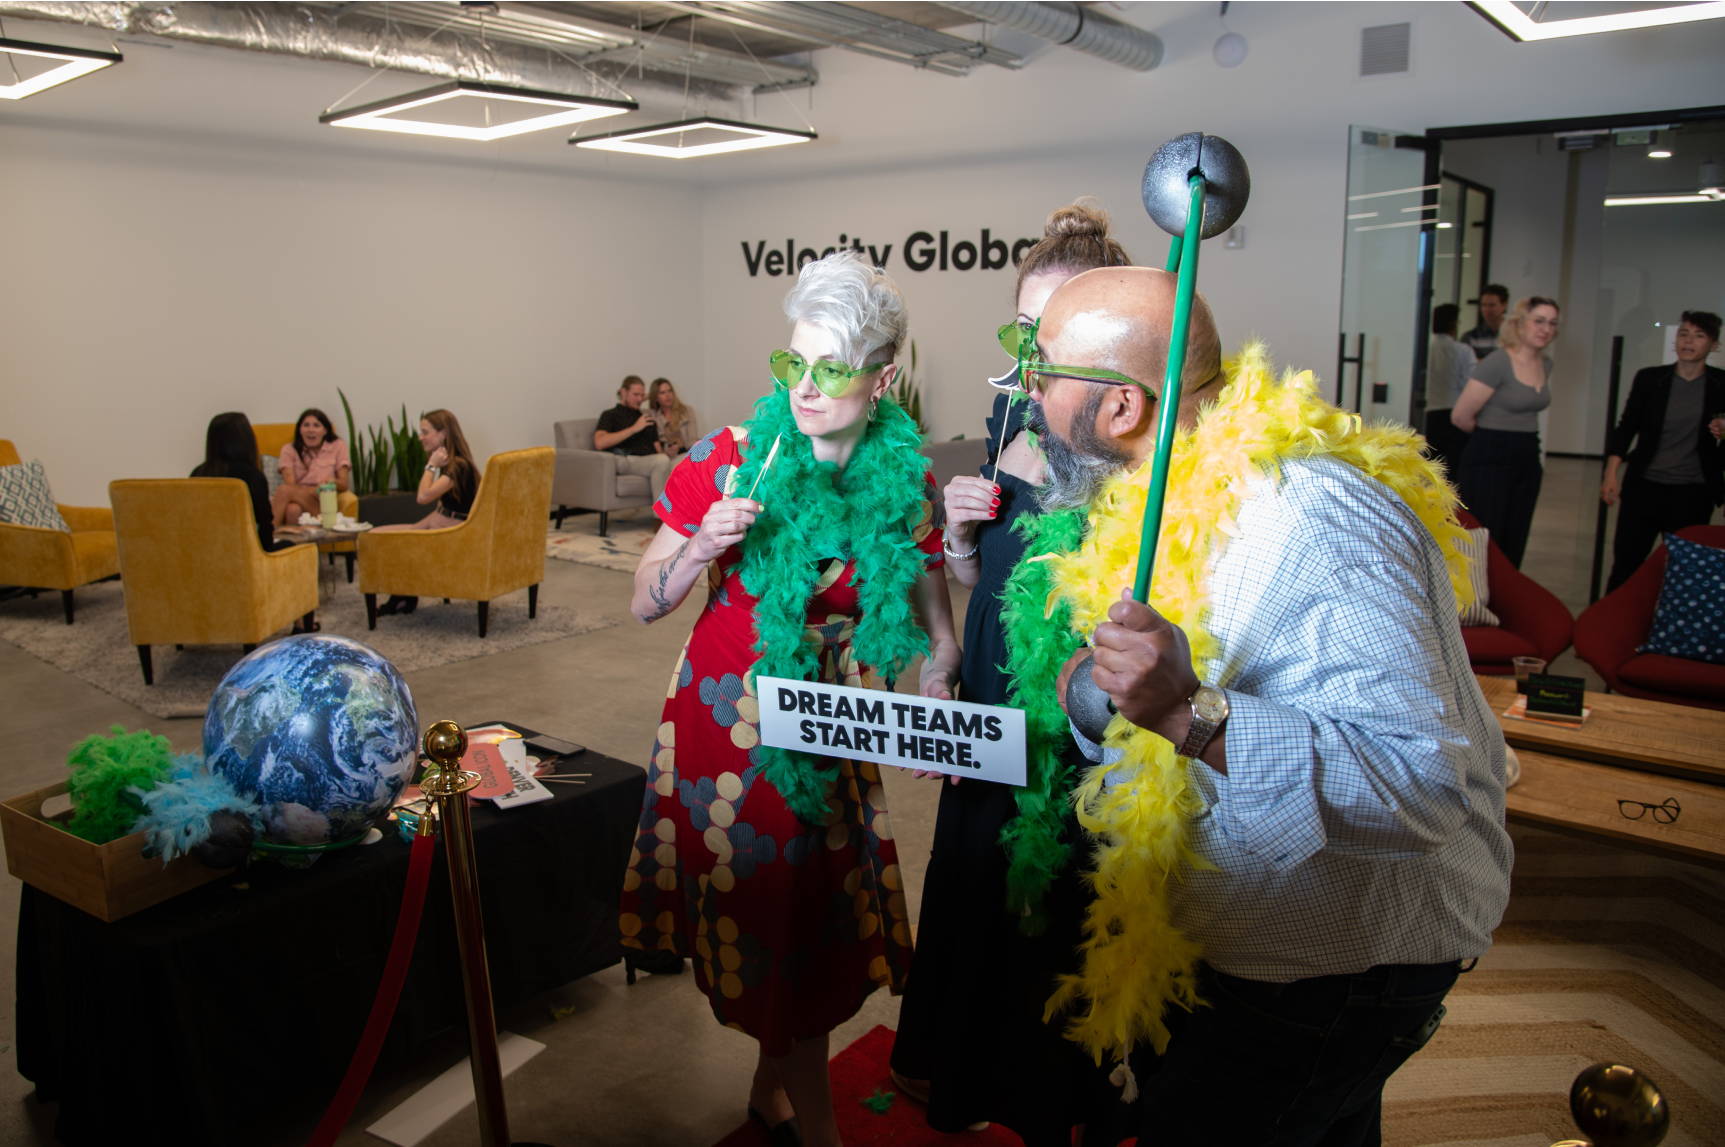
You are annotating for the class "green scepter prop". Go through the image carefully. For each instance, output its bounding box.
[1064,132,1251,745]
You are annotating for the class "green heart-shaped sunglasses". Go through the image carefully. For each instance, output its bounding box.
[995,318,1150,395]
[769,349,887,398]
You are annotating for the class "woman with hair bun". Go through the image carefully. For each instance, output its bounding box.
[620,251,959,1147]
[890,199,1133,1146]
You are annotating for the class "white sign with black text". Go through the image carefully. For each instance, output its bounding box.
[757,676,1026,786]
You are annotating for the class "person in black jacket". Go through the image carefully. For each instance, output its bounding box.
[1601,310,1725,591]
[190,412,290,555]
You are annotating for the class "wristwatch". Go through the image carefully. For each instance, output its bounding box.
[1175,685,1230,759]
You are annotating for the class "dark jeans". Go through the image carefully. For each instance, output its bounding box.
[1131,960,1460,1147]
[1607,477,1717,592]
[1456,427,1542,568]
[1422,408,1469,478]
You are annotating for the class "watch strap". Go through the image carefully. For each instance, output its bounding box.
[1176,687,1224,759]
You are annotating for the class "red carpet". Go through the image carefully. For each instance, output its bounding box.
[709,1025,1026,1146]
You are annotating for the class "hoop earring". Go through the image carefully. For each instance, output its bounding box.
[868,397,879,422]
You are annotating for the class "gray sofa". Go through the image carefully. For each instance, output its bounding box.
[551,418,655,536]
[552,419,986,537]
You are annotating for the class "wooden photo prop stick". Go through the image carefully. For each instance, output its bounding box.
[745,434,781,503]
[990,389,1019,483]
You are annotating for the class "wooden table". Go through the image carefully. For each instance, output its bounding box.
[1476,675,1725,864]
[1506,749,1725,865]
[1477,674,1725,786]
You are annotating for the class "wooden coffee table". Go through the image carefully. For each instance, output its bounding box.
[1476,674,1724,786]
[1475,675,1725,864]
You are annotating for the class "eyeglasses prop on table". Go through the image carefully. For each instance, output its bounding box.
[420,720,555,1147]
[1063,131,1250,743]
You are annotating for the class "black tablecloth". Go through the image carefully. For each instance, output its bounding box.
[15,730,644,1147]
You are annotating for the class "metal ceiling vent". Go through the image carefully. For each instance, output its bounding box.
[1359,22,1410,77]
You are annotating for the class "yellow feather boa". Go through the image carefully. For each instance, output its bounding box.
[1038,342,1473,1064]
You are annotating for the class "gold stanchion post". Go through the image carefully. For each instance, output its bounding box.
[421,720,512,1147]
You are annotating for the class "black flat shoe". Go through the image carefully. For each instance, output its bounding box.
[748,1105,802,1147]
[377,595,419,616]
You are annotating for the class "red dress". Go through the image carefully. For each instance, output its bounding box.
[619,425,942,1054]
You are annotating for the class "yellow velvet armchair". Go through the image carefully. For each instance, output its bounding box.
[357,447,554,638]
[0,439,119,624]
[110,479,319,684]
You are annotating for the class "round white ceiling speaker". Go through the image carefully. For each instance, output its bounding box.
[1213,32,1248,68]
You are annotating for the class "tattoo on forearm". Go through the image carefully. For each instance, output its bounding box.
[642,539,690,622]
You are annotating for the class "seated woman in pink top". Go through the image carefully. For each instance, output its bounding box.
[271,408,352,526]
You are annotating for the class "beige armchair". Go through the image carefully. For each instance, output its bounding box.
[551,418,657,536]
[357,447,554,637]
[0,440,120,625]
[110,479,318,684]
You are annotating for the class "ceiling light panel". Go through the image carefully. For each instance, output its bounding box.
[1470,1,1725,41]
[573,116,815,158]
[1604,194,1716,206]
[0,38,121,100]
[321,81,636,141]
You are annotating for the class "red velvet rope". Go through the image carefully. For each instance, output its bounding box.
[307,831,437,1147]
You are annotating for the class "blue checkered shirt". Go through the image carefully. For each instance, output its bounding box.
[1078,455,1514,982]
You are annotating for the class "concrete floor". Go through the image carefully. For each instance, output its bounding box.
[3,461,1709,1145]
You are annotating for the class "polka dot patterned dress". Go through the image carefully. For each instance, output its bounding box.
[620,425,941,1054]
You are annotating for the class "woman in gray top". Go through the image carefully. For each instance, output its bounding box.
[1451,296,1560,567]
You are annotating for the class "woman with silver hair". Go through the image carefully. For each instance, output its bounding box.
[620,251,959,1147]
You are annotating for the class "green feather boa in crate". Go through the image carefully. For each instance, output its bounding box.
[64,725,178,844]
[732,387,932,824]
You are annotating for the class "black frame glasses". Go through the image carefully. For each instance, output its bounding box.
[1617,797,1680,824]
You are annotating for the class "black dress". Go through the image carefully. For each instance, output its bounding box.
[891,393,1116,1146]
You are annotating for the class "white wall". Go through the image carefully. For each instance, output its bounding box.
[694,2,1725,439]
[4,1,1725,497]
[0,36,705,505]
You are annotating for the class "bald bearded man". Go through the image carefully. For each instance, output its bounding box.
[1018,268,1512,1147]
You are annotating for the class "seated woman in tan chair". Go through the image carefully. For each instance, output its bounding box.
[370,408,478,616]
[270,408,351,527]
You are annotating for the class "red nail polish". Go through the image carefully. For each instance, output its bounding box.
[991,497,1000,507]
[989,510,997,518]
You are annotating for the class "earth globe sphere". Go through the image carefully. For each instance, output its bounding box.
[204,635,419,849]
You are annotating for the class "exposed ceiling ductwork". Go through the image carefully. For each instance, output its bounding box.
[0,1,813,103]
[937,1,1163,71]
[653,1,1023,77]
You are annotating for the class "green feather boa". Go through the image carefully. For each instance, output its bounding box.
[735,388,933,823]
[998,508,1088,934]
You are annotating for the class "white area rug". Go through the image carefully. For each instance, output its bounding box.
[545,514,657,574]
[0,577,616,720]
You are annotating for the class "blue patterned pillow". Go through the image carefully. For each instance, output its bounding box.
[1638,533,1725,664]
[0,460,70,532]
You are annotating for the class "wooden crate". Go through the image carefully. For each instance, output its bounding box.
[1,780,230,922]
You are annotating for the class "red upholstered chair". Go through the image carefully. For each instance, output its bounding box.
[1455,510,1575,675]
[1574,525,1725,711]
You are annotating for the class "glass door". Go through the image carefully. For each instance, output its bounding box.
[1337,125,1436,428]
[1433,174,1494,333]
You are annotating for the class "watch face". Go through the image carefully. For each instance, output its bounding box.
[1193,686,1229,723]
